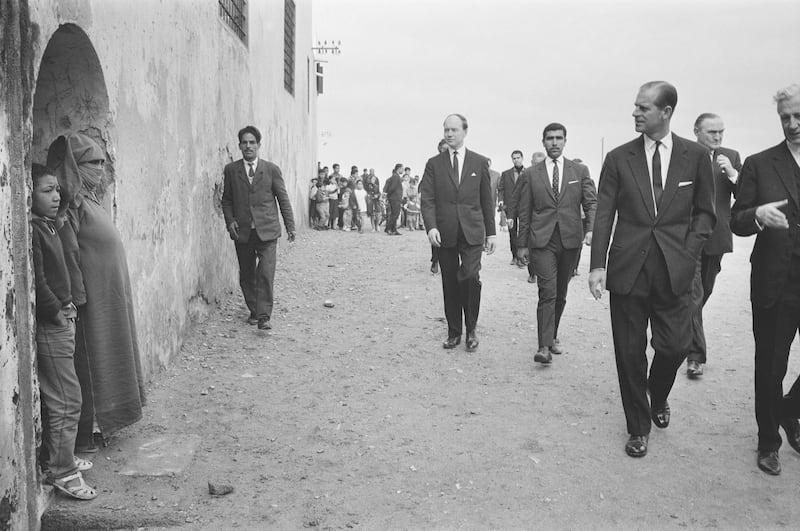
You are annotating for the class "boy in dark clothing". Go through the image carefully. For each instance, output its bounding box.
[31,163,97,500]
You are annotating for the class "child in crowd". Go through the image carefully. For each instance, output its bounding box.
[30,163,97,501]
[353,180,368,233]
[404,187,420,231]
[340,186,352,231]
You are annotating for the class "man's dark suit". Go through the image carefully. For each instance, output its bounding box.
[590,134,715,436]
[688,146,742,364]
[420,149,495,337]
[222,158,295,319]
[731,141,800,452]
[383,172,403,233]
[518,158,596,349]
[498,166,523,259]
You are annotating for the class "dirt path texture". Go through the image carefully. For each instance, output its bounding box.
[43,224,800,530]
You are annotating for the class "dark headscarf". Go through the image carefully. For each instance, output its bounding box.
[47,133,106,211]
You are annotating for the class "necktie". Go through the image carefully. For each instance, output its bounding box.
[652,141,663,208]
[552,159,560,200]
[248,163,255,183]
[453,150,460,184]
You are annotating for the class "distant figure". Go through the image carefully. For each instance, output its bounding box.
[730,83,800,476]
[487,158,501,214]
[221,125,296,330]
[383,163,404,235]
[48,133,146,452]
[512,151,546,283]
[589,81,715,458]
[420,114,496,352]
[517,123,596,364]
[498,150,525,267]
[686,113,742,378]
[428,139,449,274]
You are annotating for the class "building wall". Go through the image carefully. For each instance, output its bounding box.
[29,0,316,378]
[0,0,316,526]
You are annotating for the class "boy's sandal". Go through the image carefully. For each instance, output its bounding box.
[50,471,97,500]
[74,455,93,471]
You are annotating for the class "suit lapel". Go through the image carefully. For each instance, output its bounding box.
[537,163,555,202]
[657,134,688,218]
[237,160,250,186]
[459,149,473,189]
[773,143,800,207]
[627,136,656,220]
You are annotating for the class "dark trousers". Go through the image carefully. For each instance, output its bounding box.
[688,252,723,363]
[431,245,439,264]
[438,227,483,337]
[329,199,340,229]
[235,234,277,319]
[37,315,81,479]
[508,217,518,259]
[609,240,691,436]
[530,225,579,348]
[753,257,800,451]
[386,200,401,233]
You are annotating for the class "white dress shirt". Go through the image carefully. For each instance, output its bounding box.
[545,155,565,195]
[447,145,466,183]
[644,132,672,213]
[243,159,258,184]
[787,140,800,169]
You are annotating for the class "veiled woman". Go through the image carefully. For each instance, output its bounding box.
[48,133,145,451]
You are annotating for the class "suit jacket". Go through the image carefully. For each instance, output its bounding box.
[497,167,523,210]
[730,141,800,308]
[221,158,295,243]
[590,134,716,296]
[704,146,742,255]
[517,158,597,249]
[420,148,496,248]
[383,173,403,202]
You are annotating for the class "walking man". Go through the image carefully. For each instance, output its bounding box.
[517,123,596,364]
[383,163,404,235]
[222,125,296,330]
[498,150,525,267]
[686,113,742,378]
[589,82,715,458]
[420,114,496,352]
[731,83,800,475]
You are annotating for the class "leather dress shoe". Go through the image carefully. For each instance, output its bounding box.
[442,335,461,349]
[625,434,649,457]
[257,317,272,330]
[534,347,552,364]
[550,340,562,355]
[510,258,517,266]
[247,313,258,325]
[757,450,781,475]
[430,261,439,274]
[527,275,537,284]
[651,400,670,428]
[780,417,800,455]
[687,360,703,378]
[465,331,479,352]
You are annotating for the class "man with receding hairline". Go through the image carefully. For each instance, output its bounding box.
[421,114,496,352]
[589,81,716,458]
[686,113,742,378]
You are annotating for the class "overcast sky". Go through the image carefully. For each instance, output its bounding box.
[313,0,800,180]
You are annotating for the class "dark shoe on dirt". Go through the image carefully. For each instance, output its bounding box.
[687,360,703,378]
[780,418,800,455]
[258,318,272,330]
[443,336,461,349]
[466,331,479,352]
[651,400,671,428]
[625,434,648,457]
[757,450,781,475]
[534,348,552,364]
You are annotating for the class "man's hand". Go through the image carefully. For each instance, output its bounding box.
[756,199,789,229]
[428,228,441,247]
[507,218,514,229]
[53,311,68,327]
[228,220,240,240]
[484,235,497,255]
[287,231,296,242]
[588,269,606,300]
[716,154,738,182]
[583,231,593,246]
[517,247,529,262]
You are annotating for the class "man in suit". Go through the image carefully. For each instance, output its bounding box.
[421,114,496,352]
[730,83,800,475]
[383,163,404,235]
[498,151,526,268]
[511,151,547,284]
[686,113,743,378]
[588,81,716,458]
[518,123,596,364]
[221,125,296,330]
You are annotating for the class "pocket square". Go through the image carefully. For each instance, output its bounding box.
[678,181,693,187]
[470,172,477,177]
[568,180,579,184]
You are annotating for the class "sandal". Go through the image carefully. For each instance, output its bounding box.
[74,456,93,471]
[50,471,97,500]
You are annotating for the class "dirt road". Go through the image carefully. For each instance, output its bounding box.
[44,226,800,530]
